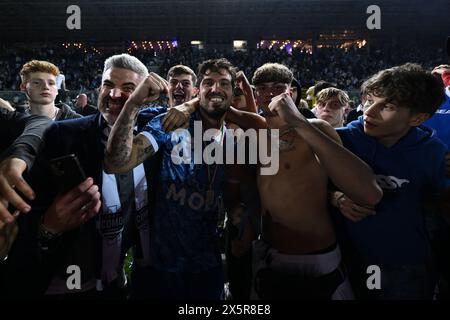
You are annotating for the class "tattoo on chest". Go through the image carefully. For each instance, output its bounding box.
[279,136,296,152]
[270,127,296,152]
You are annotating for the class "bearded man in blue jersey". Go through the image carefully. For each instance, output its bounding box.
[105,58,239,299]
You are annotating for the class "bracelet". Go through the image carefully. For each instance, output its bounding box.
[38,220,61,241]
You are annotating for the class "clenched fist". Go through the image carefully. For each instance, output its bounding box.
[126,72,169,107]
[268,93,307,127]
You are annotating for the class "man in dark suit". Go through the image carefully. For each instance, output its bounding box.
[1,53,169,299]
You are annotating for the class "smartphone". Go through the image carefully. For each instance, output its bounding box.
[49,154,86,193]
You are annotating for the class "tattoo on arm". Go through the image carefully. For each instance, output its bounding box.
[107,133,155,172]
[105,108,139,171]
[107,127,134,168]
[132,135,155,166]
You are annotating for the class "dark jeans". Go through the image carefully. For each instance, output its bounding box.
[225,223,253,300]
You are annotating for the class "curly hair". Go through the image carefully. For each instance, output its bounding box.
[196,58,237,87]
[362,63,444,115]
[252,63,293,86]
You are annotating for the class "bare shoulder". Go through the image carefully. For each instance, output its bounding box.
[307,119,342,145]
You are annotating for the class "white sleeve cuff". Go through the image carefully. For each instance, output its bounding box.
[140,131,159,153]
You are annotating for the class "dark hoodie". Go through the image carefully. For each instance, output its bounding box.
[336,117,449,266]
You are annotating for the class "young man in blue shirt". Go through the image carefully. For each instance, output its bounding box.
[333,63,450,299]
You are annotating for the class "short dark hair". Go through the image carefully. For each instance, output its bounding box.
[313,81,336,96]
[167,64,197,85]
[362,63,445,116]
[196,58,237,87]
[252,63,293,86]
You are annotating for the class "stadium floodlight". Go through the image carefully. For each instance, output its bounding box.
[233,40,247,49]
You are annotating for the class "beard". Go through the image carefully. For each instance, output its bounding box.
[98,96,127,114]
[201,99,230,120]
[205,105,229,119]
[200,92,231,119]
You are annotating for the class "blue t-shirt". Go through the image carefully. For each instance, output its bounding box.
[337,117,449,266]
[142,111,226,272]
[137,106,167,132]
[424,87,450,149]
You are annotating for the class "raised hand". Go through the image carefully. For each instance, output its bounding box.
[126,72,169,107]
[432,64,450,76]
[268,92,307,127]
[235,71,257,113]
[236,71,251,92]
[162,97,199,132]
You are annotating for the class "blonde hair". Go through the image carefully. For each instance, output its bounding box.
[316,87,349,107]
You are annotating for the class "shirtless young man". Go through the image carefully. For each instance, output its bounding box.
[249,63,382,299]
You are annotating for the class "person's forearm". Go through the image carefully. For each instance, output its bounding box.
[0,115,51,171]
[184,97,199,112]
[105,102,140,171]
[225,107,267,130]
[295,121,382,206]
[0,144,35,171]
[243,88,257,113]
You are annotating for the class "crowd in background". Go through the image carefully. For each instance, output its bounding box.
[0,42,446,97]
